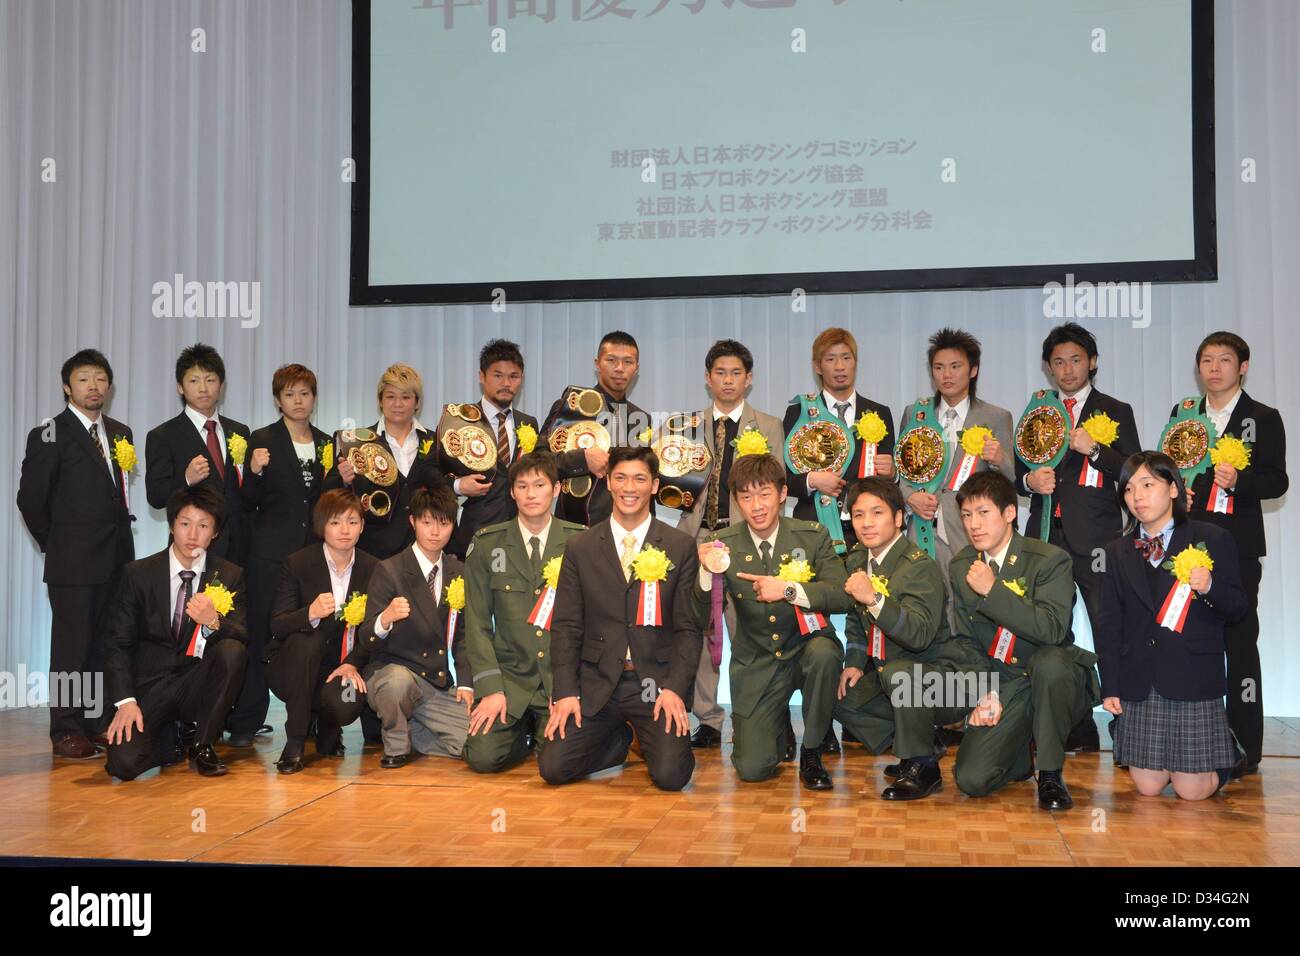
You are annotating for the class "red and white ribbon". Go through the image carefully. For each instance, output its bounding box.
[946,452,978,491]
[1157,581,1194,632]
[234,463,244,487]
[868,622,885,660]
[184,623,207,659]
[635,580,663,626]
[988,626,1016,664]
[340,623,355,663]
[527,586,557,630]
[1078,458,1102,488]
[1207,484,1233,514]
[795,610,828,635]
[858,442,878,478]
[446,608,460,645]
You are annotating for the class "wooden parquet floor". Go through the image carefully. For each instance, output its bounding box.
[2,707,1298,866]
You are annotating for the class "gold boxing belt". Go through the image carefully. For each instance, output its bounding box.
[435,403,498,478]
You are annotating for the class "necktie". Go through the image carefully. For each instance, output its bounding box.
[529,535,542,575]
[935,408,959,544]
[942,408,958,443]
[834,402,850,425]
[1063,397,1078,426]
[204,420,227,480]
[496,410,510,465]
[427,566,440,605]
[1135,535,1165,563]
[704,416,726,527]
[759,540,773,574]
[869,556,879,577]
[173,569,196,643]
[987,557,1000,578]
[620,532,638,582]
[88,421,114,484]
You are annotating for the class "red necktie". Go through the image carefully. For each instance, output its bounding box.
[204,420,226,480]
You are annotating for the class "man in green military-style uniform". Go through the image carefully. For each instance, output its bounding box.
[833,476,986,800]
[693,454,852,790]
[947,470,1100,810]
[463,451,585,773]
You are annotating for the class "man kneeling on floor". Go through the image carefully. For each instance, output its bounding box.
[360,485,473,768]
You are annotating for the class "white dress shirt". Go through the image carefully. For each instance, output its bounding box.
[311,545,356,628]
[374,545,442,636]
[519,516,552,558]
[983,534,1014,574]
[1060,383,1092,425]
[1205,387,1243,440]
[822,389,856,428]
[68,403,116,485]
[184,405,224,483]
[613,514,654,659]
[377,418,425,477]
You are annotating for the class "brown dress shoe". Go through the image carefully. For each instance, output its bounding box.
[52,733,99,759]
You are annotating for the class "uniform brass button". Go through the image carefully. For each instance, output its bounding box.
[421,671,427,677]
[775,650,783,658]
[535,629,543,637]
[768,615,777,623]
[876,665,884,672]
[438,649,445,655]
[1010,657,1018,664]
[772,633,779,640]
[535,588,541,596]
[537,651,544,659]
[438,671,445,678]
[505,584,511,591]
[1148,639,1157,647]
[422,652,427,657]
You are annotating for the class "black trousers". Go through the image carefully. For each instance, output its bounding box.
[1046,523,1104,637]
[47,579,117,739]
[226,554,279,735]
[105,640,248,781]
[265,632,366,752]
[1227,557,1264,765]
[538,671,695,792]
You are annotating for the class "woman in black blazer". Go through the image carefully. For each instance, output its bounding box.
[225,364,332,746]
[1097,451,1247,801]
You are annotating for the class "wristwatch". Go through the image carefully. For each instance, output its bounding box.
[782,584,798,602]
[1087,442,1101,461]
[865,591,884,610]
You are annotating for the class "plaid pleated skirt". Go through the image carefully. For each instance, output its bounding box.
[1112,689,1238,773]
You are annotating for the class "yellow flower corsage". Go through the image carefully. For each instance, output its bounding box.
[870,574,890,598]
[318,440,334,473]
[732,427,770,458]
[637,426,654,445]
[1081,411,1119,447]
[338,591,367,627]
[516,423,538,455]
[1210,435,1251,471]
[1002,578,1027,598]
[1163,543,1213,591]
[419,438,435,457]
[203,579,236,617]
[855,411,888,445]
[444,575,466,611]
[542,555,563,590]
[959,426,993,457]
[777,559,815,584]
[631,545,673,583]
[111,436,137,472]
[227,433,248,466]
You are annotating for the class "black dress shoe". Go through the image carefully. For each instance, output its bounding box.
[690,725,722,749]
[189,743,228,777]
[316,740,346,758]
[226,732,256,748]
[882,759,942,800]
[380,752,409,769]
[781,720,796,762]
[525,733,537,753]
[799,746,833,791]
[1037,769,1073,810]
[1064,715,1101,753]
[276,755,305,774]
[883,761,902,779]
[820,727,841,755]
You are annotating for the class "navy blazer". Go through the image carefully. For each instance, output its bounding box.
[1096,521,1246,702]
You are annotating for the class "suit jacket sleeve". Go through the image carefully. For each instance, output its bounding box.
[1094,400,1141,481]
[239,430,271,506]
[992,409,1015,481]
[16,424,57,549]
[103,566,145,705]
[1203,528,1247,625]
[269,559,312,638]
[538,398,588,479]
[359,560,399,645]
[215,565,249,646]
[549,540,585,700]
[975,547,1074,647]
[144,424,177,509]
[1232,406,1288,504]
[463,542,505,699]
[666,541,702,699]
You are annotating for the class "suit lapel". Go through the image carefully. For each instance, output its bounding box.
[403,549,439,635]
[61,408,118,495]
[1119,528,1157,612]
[1224,391,1253,440]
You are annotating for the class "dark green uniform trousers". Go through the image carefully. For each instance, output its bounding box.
[732,635,841,782]
[953,646,1093,795]
[833,658,976,759]
[463,690,550,774]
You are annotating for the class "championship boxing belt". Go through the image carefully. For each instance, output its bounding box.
[332,427,398,522]
[649,413,713,512]
[434,403,498,479]
[543,386,611,499]
[784,393,854,554]
[1014,390,1070,541]
[894,397,949,559]
[1160,397,1216,486]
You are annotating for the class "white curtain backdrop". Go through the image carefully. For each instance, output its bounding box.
[2,1,1297,711]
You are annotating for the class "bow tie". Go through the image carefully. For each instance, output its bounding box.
[1135,535,1165,562]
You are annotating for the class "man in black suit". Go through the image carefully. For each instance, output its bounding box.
[782,327,897,548]
[18,349,136,758]
[1172,331,1288,775]
[1016,323,1141,752]
[539,446,702,792]
[102,486,249,780]
[145,343,252,565]
[446,339,541,559]
[358,485,473,768]
[265,489,378,773]
[541,330,653,527]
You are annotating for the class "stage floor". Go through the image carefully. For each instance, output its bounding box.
[2,707,1298,867]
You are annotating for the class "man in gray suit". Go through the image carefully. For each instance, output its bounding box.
[674,340,787,749]
[899,328,1015,628]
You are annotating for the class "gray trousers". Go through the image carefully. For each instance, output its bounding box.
[367,663,469,758]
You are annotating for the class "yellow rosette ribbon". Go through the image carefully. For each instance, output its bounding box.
[854,411,888,477]
[529,556,564,629]
[227,433,248,487]
[631,546,673,626]
[731,427,770,458]
[1002,578,1027,597]
[112,436,137,472]
[444,575,466,642]
[516,423,539,455]
[318,440,334,474]
[185,576,235,658]
[419,437,435,457]
[946,425,992,492]
[1157,543,1213,631]
[865,572,890,658]
[637,426,654,445]
[1206,436,1251,513]
[1081,411,1119,447]
[336,591,367,661]
[870,574,890,598]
